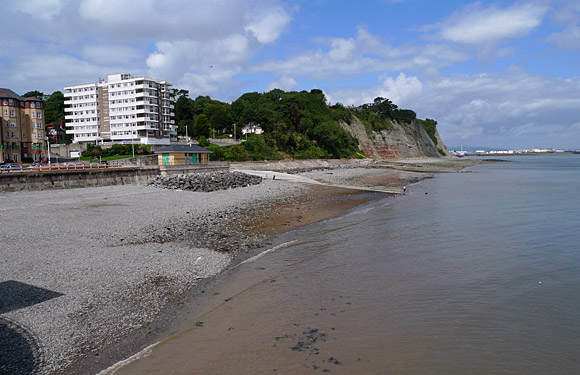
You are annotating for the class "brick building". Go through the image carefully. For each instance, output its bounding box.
[0,88,45,163]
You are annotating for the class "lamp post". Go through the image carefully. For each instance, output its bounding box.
[45,136,51,164]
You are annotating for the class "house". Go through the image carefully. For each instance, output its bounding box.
[0,88,46,163]
[241,123,263,135]
[64,73,176,145]
[46,121,67,144]
[155,144,212,166]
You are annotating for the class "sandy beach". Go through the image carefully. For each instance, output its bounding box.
[0,157,485,375]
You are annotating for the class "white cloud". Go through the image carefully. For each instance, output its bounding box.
[438,2,547,45]
[266,76,297,92]
[425,1,549,63]
[245,4,293,44]
[254,27,469,79]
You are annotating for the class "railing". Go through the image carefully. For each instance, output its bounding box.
[0,162,130,173]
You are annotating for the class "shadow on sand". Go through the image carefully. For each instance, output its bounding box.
[0,280,64,374]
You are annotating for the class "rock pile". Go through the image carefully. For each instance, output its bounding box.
[147,171,262,192]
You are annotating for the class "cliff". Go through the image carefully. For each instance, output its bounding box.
[340,116,450,159]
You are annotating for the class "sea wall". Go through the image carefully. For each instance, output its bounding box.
[0,167,159,192]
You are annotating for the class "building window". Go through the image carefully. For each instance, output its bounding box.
[9,110,15,117]
[10,121,15,127]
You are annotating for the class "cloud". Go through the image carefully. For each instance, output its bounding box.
[438,2,547,45]
[326,70,580,148]
[547,26,580,49]
[245,3,294,44]
[0,0,293,99]
[266,76,297,92]
[254,27,469,79]
[423,1,548,63]
[82,45,144,66]
[8,0,65,20]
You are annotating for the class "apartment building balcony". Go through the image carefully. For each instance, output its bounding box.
[71,134,99,142]
[64,97,97,105]
[66,126,99,134]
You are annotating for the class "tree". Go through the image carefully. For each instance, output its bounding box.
[178,119,195,137]
[373,97,398,116]
[174,95,194,124]
[22,90,44,99]
[210,109,233,134]
[44,91,65,124]
[194,114,211,138]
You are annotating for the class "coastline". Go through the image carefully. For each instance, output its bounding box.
[0,157,487,375]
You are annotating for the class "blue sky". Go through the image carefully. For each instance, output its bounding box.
[1,0,580,149]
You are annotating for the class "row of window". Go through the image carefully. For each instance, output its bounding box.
[110,106,137,113]
[111,131,138,136]
[4,131,43,138]
[3,120,43,127]
[110,90,136,97]
[72,125,98,130]
[74,133,98,138]
[110,123,138,128]
[110,98,137,105]
[71,118,99,123]
[70,102,96,108]
[69,94,97,101]
[110,114,138,121]
[71,110,97,116]
[3,110,42,118]
[69,86,96,93]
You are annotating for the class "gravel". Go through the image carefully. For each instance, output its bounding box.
[0,178,307,375]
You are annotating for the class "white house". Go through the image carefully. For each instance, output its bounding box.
[241,123,264,135]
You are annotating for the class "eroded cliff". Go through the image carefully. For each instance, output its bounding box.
[341,116,450,159]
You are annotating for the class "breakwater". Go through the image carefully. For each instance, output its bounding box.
[147,171,263,192]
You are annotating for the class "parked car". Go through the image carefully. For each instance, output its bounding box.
[0,163,23,170]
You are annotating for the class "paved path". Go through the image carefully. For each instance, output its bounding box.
[234,169,402,194]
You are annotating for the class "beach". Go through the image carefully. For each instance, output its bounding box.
[0,157,483,375]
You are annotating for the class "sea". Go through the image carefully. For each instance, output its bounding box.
[112,154,580,375]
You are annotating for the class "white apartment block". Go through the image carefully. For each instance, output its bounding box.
[64,73,176,145]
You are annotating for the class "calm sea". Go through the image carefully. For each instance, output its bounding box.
[114,155,580,375]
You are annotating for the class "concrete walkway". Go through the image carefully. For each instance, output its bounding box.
[234,169,402,194]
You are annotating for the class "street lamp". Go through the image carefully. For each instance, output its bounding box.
[45,136,51,164]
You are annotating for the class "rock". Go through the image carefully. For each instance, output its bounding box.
[146,171,263,192]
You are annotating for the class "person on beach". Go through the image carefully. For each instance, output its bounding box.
[403,185,407,194]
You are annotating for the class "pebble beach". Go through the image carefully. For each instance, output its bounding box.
[0,158,484,375]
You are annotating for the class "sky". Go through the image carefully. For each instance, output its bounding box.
[1,0,580,149]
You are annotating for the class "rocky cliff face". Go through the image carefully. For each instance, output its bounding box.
[341,116,450,159]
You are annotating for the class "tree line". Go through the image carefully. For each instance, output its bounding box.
[21,88,441,160]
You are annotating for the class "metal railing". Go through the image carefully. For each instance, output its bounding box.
[0,162,129,173]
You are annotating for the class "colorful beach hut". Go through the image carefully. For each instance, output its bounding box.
[155,144,213,166]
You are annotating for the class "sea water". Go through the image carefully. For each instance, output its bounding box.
[115,155,580,375]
